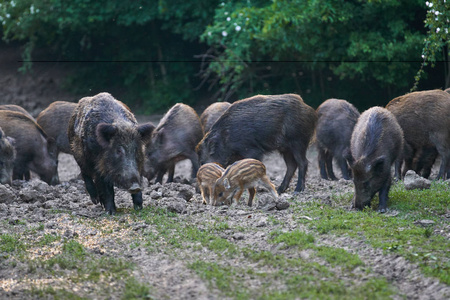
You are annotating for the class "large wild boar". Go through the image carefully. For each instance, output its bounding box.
[350,107,403,213]
[386,89,450,179]
[0,127,16,185]
[315,99,360,180]
[196,94,317,194]
[200,102,231,133]
[0,110,59,185]
[144,103,203,184]
[37,101,77,155]
[68,92,154,215]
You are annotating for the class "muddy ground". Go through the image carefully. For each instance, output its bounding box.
[0,44,449,299]
[0,146,449,299]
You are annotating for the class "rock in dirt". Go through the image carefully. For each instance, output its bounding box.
[256,194,277,211]
[414,220,435,227]
[164,197,187,214]
[404,170,431,190]
[276,198,290,210]
[0,184,16,204]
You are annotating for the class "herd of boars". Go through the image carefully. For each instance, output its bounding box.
[0,89,449,214]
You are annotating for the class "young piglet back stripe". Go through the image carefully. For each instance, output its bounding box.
[213,158,278,207]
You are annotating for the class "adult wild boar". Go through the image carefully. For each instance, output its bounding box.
[386,89,450,179]
[200,102,231,133]
[145,103,203,183]
[0,111,59,185]
[196,94,317,194]
[315,99,360,180]
[68,92,154,215]
[0,127,16,185]
[350,107,403,213]
[37,101,77,155]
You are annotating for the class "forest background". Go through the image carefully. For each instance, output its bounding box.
[0,0,449,113]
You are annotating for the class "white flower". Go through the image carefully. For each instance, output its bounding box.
[224,12,228,15]
[208,32,212,36]
[222,31,228,37]
[422,54,425,59]
[221,2,225,6]
[235,25,241,31]
[10,1,15,8]
[425,1,429,6]
[30,4,34,14]
[6,13,10,18]
[427,1,433,7]
[435,11,439,16]
[227,17,231,21]
[436,27,440,33]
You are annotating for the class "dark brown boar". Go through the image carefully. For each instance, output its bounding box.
[200,102,231,133]
[0,127,16,185]
[196,162,224,205]
[144,103,203,184]
[0,111,59,185]
[350,107,403,213]
[0,104,34,119]
[315,99,360,180]
[213,159,278,206]
[196,94,317,194]
[37,101,77,155]
[386,89,450,179]
[68,92,154,215]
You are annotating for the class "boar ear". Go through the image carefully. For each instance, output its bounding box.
[96,123,117,148]
[6,136,16,147]
[137,123,155,143]
[223,178,231,189]
[343,148,354,167]
[366,155,386,173]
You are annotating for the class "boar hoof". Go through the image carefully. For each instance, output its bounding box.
[133,203,143,210]
[378,207,387,213]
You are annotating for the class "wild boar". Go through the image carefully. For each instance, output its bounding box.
[68,92,154,215]
[196,162,224,204]
[197,94,317,194]
[386,89,450,179]
[213,158,278,206]
[0,104,34,119]
[0,110,59,185]
[200,102,231,133]
[144,103,203,184]
[0,127,16,185]
[315,99,360,180]
[350,107,403,213]
[37,101,77,155]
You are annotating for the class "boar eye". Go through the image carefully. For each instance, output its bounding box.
[218,192,223,197]
[116,146,125,156]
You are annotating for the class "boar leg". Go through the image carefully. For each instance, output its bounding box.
[82,173,99,204]
[167,163,175,183]
[155,169,165,184]
[247,187,256,206]
[96,178,116,215]
[337,156,351,180]
[279,151,298,194]
[293,149,308,193]
[377,178,391,213]
[187,151,200,180]
[324,151,337,180]
[318,147,329,180]
[131,191,143,210]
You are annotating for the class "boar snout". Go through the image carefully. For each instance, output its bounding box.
[128,182,141,194]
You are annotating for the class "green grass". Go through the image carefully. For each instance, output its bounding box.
[293,181,450,284]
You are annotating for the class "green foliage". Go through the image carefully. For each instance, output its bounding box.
[0,0,439,111]
[0,233,25,254]
[201,0,427,104]
[412,0,450,90]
